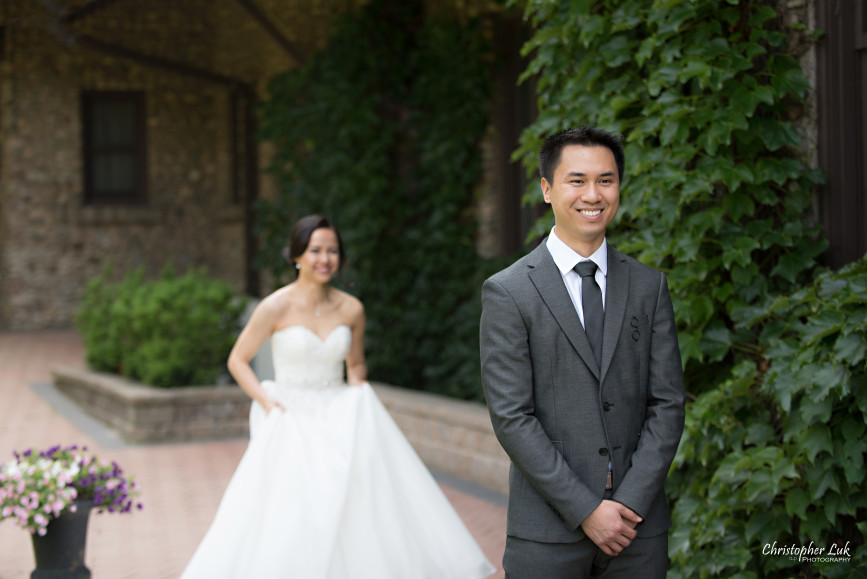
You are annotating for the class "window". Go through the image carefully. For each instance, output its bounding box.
[82,92,146,204]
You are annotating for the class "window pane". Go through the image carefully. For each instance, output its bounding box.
[83,92,145,203]
[92,153,136,196]
[91,100,137,147]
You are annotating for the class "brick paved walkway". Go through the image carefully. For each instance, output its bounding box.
[0,331,506,578]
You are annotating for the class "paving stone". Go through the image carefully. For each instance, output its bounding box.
[0,330,506,578]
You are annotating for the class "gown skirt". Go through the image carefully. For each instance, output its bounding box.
[181,325,495,579]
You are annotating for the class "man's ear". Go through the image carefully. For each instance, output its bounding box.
[541,178,552,204]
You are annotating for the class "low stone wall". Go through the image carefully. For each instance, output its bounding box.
[374,384,509,496]
[52,367,250,443]
[51,367,510,495]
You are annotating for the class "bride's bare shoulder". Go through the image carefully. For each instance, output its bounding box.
[334,288,364,316]
[255,285,297,315]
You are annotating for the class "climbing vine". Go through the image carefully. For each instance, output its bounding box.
[256,0,495,400]
[512,0,866,575]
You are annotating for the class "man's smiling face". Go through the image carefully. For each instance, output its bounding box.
[541,144,620,257]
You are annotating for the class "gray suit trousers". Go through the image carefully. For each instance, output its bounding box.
[503,532,668,579]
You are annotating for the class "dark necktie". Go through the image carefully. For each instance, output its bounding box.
[574,261,603,368]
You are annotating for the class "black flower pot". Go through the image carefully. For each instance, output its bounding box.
[30,499,93,579]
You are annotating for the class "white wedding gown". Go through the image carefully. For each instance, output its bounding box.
[181,324,496,579]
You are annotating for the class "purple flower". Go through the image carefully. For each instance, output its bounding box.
[1,443,142,533]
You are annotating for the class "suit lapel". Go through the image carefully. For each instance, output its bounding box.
[527,243,601,380]
[600,246,629,383]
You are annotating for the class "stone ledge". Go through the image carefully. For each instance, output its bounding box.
[52,366,250,444]
[51,367,510,495]
[373,384,509,495]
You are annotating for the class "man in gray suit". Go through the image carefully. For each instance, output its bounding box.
[480,127,685,577]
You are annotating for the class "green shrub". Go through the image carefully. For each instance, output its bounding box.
[75,265,143,374]
[75,267,247,388]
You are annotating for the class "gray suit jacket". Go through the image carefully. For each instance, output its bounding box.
[480,241,685,544]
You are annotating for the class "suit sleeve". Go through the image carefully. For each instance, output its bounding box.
[612,273,686,518]
[480,277,602,531]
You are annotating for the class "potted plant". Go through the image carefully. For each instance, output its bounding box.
[0,444,142,578]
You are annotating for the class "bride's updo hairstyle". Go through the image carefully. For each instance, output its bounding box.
[284,215,346,277]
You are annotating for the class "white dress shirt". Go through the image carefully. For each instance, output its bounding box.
[547,229,612,473]
[546,227,608,329]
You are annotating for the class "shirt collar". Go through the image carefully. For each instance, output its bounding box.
[546,227,608,277]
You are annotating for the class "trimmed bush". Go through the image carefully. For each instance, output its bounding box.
[75,267,247,388]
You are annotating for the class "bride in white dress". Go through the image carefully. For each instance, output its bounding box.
[181,215,496,579]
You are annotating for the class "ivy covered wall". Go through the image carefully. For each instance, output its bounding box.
[256,0,503,400]
[510,0,866,576]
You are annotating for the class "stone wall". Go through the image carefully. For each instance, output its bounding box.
[53,366,251,443]
[0,0,324,330]
[375,383,509,495]
[772,0,819,165]
[2,3,228,328]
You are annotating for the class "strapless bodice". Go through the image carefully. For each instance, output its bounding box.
[269,324,351,389]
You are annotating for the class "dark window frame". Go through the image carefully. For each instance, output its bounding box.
[860,0,867,49]
[230,88,249,206]
[816,0,867,267]
[82,91,147,205]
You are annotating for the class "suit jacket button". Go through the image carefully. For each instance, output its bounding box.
[603,401,612,411]
[599,448,608,456]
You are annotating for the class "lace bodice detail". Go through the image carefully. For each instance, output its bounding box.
[270,325,351,389]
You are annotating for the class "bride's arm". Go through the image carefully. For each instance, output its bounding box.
[227,297,284,413]
[345,301,367,386]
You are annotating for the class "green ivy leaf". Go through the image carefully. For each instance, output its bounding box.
[744,422,775,446]
[678,330,703,365]
[636,36,658,68]
[801,310,846,344]
[754,118,800,151]
[802,424,833,463]
[749,5,777,28]
[834,333,867,364]
[700,323,733,362]
[809,466,840,501]
[721,162,755,192]
[844,441,866,486]
[745,469,773,503]
[770,253,806,284]
[823,491,853,525]
[578,14,608,46]
[600,35,632,67]
[798,389,834,424]
[680,59,713,86]
[785,487,809,520]
[841,416,867,442]
[772,456,798,486]
[745,509,775,541]
[752,85,775,106]
[771,66,811,99]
